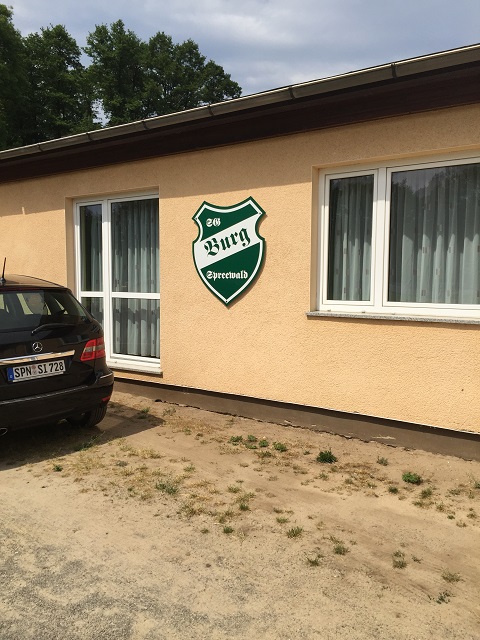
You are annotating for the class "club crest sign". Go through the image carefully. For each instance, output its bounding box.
[193,198,266,305]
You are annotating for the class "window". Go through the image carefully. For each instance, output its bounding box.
[318,156,480,320]
[75,193,160,371]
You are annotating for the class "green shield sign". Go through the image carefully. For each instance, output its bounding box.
[193,197,266,305]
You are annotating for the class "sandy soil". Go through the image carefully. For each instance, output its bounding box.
[1,388,479,640]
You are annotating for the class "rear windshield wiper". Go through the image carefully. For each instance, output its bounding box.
[31,322,73,336]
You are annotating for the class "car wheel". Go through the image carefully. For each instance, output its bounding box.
[67,404,108,428]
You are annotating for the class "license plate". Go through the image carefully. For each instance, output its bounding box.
[7,360,66,382]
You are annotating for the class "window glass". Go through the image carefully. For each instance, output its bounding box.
[111,199,159,293]
[81,297,104,325]
[389,163,480,304]
[327,175,373,301]
[0,290,87,332]
[80,204,102,291]
[320,158,480,319]
[77,194,160,365]
[112,298,160,358]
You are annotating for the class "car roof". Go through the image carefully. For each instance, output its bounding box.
[0,274,66,290]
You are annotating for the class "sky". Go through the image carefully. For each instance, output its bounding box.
[8,0,480,97]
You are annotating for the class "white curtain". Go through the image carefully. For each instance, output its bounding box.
[389,164,480,304]
[113,298,160,358]
[111,198,160,358]
[327,175,373,301]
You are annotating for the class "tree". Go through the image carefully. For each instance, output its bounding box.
[86,22,242,125]
[23,25,96,143]
[84,20,149,126]
[144,33,241,116]
[0,11,242,148]
[0,5,28,149]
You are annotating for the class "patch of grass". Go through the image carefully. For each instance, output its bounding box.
[388,485,399,494]
[247,435,258,443]
[434,590,452,604]
[420,487,433,499]
[258,439,269,448]
[402,472,422,485]
[273,442,288,452]
[472,478,480,490]
[238,502,250,511]
[229,435,243,444]
[329,535,349,555]
[257,450,273,459]
[286,526,303,538]
[392,550,407,569]
[305,552,323,566]
[316,450,337,464]
[227,485,241,493]
[448,487,462,496]
[162,407,176,417]
[218,509,235,524]
[276,516,289,524]
[223,526,234,534]
[442,570,462,583]
[377,457,389,466]
[74,435,101,451]
[155,478,180,495]
[53,464,63,472]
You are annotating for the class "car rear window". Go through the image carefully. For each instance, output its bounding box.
[0,289,89,332]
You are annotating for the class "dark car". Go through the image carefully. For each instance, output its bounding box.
[0,274,113,431]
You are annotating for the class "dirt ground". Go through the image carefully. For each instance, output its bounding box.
[1,389,479,640]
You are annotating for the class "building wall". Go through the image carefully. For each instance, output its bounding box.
[1,104,480,432]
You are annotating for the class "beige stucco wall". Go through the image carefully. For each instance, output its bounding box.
[1,104,480,432]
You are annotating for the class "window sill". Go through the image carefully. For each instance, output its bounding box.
[306,311,480,325]
[108,359,162,375]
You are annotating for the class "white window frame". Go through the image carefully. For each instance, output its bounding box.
[317,152,480,321]
[74,191,161,373]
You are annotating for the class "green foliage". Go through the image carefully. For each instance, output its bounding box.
[0,8,242,149]
[316,450,337,464]
[0,5,29,149]
[402,471,422,485]
[23,25,96,143]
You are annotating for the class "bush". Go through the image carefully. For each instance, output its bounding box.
[316,450,337,464]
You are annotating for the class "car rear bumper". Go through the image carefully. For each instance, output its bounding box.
[0,370,114,429]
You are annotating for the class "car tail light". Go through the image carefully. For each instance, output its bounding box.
[81,337,106,361]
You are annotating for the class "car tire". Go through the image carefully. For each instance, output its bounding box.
[67,404,108,428]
